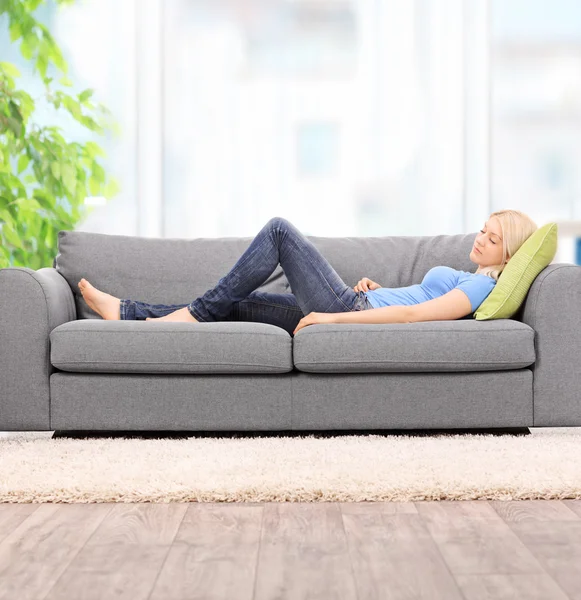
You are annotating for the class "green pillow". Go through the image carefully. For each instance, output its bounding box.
[473,222,558,320]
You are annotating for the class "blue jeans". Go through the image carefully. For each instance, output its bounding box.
[119,217,373,335]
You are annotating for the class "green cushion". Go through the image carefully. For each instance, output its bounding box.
[473,222,558,320]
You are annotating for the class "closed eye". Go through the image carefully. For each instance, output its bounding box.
[479,230,496,244]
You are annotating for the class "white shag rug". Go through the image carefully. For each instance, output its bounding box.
[1,428,581,503]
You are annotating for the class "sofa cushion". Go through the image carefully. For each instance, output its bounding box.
[54,228,481,321]
[292,319,535,373]
[50,320,293,374]
[474,222,558,320]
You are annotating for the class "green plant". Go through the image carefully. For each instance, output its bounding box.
[0,0,119,270]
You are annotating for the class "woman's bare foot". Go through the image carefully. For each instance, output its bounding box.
[78,278,121,320]
[146,307,197,323]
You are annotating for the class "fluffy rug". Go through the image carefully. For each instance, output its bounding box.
[1,428,581,503]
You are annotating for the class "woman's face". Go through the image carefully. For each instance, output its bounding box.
[470,216,509,267]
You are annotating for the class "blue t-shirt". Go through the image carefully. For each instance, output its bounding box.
[365,266,496,313]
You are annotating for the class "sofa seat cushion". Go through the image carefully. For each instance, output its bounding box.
[50,320,293,374]
[293,319,535,373]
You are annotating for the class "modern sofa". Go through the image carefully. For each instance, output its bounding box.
[1,227,580,434]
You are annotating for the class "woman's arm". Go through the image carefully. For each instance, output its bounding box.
[334,289,472,325]
[293,305,411,333]
[295,290,471,334]
[331,305,412,325]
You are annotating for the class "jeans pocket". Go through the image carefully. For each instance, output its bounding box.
[362,293,373,310]
[352,291,366,311]
[353,291,374,311]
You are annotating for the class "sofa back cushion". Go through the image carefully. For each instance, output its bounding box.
[55,228,480,321]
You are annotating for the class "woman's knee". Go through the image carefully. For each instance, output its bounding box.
[267,216,291,231]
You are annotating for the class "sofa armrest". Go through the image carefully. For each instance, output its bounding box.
[519,263,581,426]
[0,267,77,431]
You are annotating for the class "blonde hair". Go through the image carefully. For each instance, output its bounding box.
[477,209,538,281]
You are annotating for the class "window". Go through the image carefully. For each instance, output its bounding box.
[297,122,339,176]
[491,0,581,223]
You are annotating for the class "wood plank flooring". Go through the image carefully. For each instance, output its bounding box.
[0,499,580,600]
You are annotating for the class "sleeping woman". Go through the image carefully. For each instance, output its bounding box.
[77,210,537,336]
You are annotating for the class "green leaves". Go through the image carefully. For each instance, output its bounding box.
[2,221,23,249]
[3,99,24,137]
[0,207,15,228]
[38,23,67,73]
[9,19,22,42]
[36,36,49,78]
[0,0,119,270]
[85,141,106,158]
[61,162,76,195]
[0,61,20,78]
[16,197,41,212]
[20,34,38,61]
[17,153,30,173]
[78,88,94,103]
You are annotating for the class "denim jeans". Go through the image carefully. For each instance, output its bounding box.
[119,217,373,335]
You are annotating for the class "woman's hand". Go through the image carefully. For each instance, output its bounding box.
[353,277,382,293]
[293,312,334,335]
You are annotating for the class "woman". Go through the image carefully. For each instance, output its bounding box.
[78,210,537,335]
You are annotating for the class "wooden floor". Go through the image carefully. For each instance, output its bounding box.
[0,499,580,599]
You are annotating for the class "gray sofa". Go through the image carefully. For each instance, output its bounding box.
[1,227,580,434]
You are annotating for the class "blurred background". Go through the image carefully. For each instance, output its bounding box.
[2,0,581,262]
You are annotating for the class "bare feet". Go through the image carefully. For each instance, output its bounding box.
[146,307,198,323]
[78,278,121,320]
